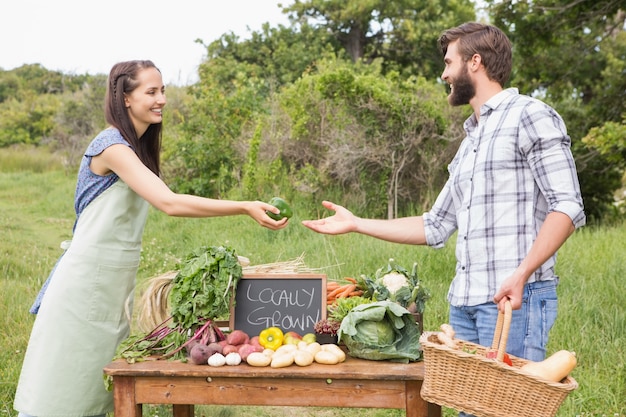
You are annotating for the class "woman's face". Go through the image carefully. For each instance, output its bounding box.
[124,67,166,137]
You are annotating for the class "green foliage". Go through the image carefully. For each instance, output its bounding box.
[201,23,338,86]
[277,58,459,217]
[0,72,20,103]
[583,120,626,166]
[170,245,243,328]
[578,119,626,221]
[0,93,59,146]
[0,0,624,222]
[169,58,268,197]
[0,145,64,173]
[284,0,476,80]
[1,64,90,99]
[46,75,108,169]
[243,122,263,198]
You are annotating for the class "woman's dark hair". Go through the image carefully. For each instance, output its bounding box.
[438,22,512,87]
[105,60,162,175]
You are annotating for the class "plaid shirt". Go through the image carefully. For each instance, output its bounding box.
[423,88,585,307]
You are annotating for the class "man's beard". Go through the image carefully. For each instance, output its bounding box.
[448,66,475,106]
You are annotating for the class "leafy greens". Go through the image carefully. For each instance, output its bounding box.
[113,245,242,364]
[169,245,242,328]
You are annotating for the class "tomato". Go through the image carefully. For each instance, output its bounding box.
[503,353,513,366]
[266,197,293,220]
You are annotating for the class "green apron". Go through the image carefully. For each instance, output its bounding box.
[14,180,149,417]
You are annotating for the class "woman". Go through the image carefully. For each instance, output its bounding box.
[14,60,287,417]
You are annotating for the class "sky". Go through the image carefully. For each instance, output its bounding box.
[1,0,291,86]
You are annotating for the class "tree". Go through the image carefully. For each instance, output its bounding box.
[0,92,58,147]
[284,0,476,80]
[46,75,107,170]
[273,59,463,217]
[169,23,338,197]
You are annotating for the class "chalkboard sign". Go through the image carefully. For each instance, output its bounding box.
[229,273,327,337]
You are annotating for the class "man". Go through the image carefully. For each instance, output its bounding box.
[302,22,585,366]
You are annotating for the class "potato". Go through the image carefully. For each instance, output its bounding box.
[249,335,263,349]
[294,350,314,366]
[304,342,321,356]
[314,350,339,365]
[238,343,263,361]
[321,344,346,362]
[246,352,272,367]
[226,330,250,346]
[275,344,297,355]
[222,344,239,355]
[271,352,295,368]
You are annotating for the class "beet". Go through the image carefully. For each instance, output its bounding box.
[207,342,223,355]
[190,343,213,365]
[185,339,201,356]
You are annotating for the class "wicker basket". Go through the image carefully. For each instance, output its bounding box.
[420,302,578,417]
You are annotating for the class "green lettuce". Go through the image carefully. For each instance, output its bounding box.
[338,300,422,363]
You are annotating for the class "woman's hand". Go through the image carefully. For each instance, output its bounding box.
[249,201,289,230]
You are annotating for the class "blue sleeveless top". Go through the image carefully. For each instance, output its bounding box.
[74,128,132,228]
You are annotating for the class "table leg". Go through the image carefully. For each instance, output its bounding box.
[428,402,442,417]
[112,376,142,417]
[172,404,194,417]
[405,380,441,417]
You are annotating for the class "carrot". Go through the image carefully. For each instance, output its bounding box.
[326,285,349,299]
[336,284,357,298]
[344,277,357,284]
[347,290,363,297]
[327,281,340,288]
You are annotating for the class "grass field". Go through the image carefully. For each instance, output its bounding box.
[1,167,624,417]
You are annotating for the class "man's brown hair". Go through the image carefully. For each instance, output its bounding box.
[438,22,512,87]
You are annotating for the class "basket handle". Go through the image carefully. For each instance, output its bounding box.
[490,300,512,362]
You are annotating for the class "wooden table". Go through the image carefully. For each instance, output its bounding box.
[103,355,441,417]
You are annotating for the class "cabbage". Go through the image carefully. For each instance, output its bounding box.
[338,300,422,363]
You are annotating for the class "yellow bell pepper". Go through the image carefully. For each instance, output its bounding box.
[259,326,284,350]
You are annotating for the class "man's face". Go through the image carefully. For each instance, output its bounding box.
[441,41,475,106]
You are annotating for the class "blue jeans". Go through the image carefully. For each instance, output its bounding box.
[449,280,558,417]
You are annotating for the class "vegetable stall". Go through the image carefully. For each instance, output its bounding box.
[107,244,577,417]
[111,246,431,369]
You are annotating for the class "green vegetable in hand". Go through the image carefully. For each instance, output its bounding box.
[338,300,422,363]
[266,197,293,220]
